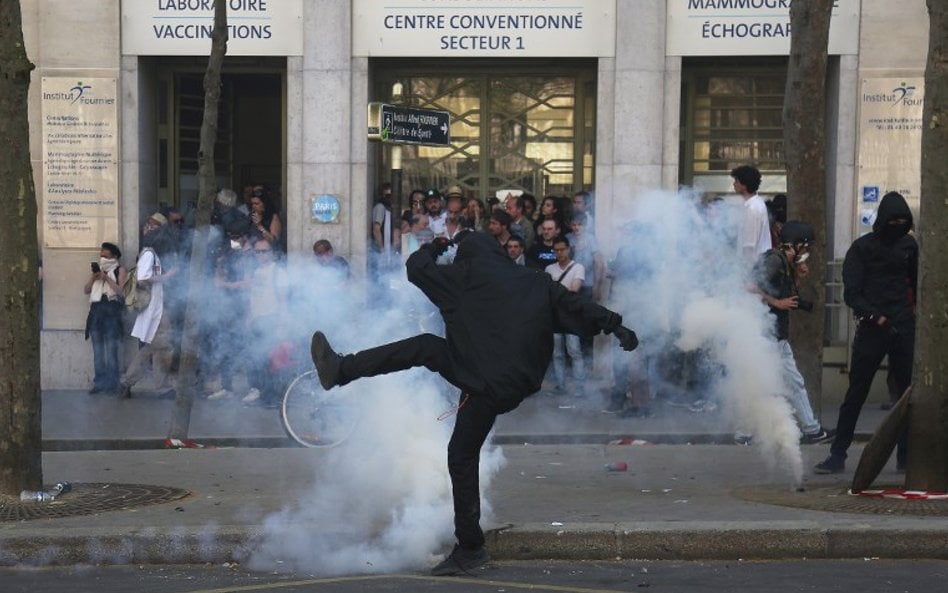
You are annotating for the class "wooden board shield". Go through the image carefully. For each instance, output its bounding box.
[851,386,912,493]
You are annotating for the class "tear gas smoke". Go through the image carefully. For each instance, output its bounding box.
[153,185,808,573]
[605,188,805,484]
[235,262,505,575]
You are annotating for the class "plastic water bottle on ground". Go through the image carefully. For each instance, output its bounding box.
[19,481,71,502]
[19,490,54,502]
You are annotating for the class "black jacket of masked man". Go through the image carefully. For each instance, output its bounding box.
[821,191,917,470]
[320,231,637,553]
[406,232,626,412]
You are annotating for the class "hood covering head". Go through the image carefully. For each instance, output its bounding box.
[454,231,508,265]
[872,191,913,243]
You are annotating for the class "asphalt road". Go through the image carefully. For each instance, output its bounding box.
[3,559,946,593]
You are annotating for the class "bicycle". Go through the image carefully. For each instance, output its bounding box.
[280,282,442,448]
[281,369,360,448]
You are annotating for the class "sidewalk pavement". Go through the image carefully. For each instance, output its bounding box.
[1,389,944,567]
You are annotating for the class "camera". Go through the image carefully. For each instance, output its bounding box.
[91,262,101,273]
[797,299,814,312]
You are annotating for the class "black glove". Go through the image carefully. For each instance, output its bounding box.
[613,326,639,352]
[424,237,451,258]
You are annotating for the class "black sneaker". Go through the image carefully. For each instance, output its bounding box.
[310,331,342,390]
[430,545,490,576]
[814,455,845,474]
[800,427,836,445]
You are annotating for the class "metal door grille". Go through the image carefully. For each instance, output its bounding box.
[375,60,595,199]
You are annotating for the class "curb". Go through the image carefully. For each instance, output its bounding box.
[4,524,948,566]
[488,523,948,560]
[41,437,295,452]
[0,528,256,567]
[41,431,874,451]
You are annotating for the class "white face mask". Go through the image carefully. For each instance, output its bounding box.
[99,257,119,270]
[230,239,242,250]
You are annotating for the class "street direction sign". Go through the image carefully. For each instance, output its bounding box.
[367,102,451,146]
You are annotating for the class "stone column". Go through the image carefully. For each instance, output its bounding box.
[596,0,668,247]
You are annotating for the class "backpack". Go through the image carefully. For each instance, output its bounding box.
[124,248,154,311]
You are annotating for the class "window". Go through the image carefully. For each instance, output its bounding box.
[374,59,596,200]
[680,58,788,190]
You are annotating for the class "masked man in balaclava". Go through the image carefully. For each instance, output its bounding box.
[815,191,918,474]
[310,231,639,576]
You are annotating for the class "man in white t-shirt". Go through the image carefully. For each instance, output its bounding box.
[731,165,772,263]
[545,236,587,396]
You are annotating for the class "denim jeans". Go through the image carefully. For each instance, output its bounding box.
[87,299,124,390]
[552,333,585,392]
[777,340,820,435]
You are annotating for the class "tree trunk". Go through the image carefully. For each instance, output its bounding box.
[168,3,227,439]
[783,1,833,407]
[0,2,42,495]
[906,0,948,490]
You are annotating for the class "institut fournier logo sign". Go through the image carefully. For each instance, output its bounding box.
[42,81,116,106]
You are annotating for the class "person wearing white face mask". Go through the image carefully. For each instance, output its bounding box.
[84,242,128,394]
[747,221,835,447]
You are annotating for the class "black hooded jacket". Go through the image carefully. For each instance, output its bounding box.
[406,232,622,413]
[842,192,918,330]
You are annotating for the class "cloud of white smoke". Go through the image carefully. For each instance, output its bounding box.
[245,264,505,575]
[605,188,804,483]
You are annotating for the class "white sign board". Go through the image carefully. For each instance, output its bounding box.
[121,0,303,56]
[666,0,860,56]
[42,77,120,249]
[352,0,616,57]
[855,77,923,236]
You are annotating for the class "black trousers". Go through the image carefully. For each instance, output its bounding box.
[339,333,499,549]
[832,322,914,462]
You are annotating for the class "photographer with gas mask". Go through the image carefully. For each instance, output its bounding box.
[751,220,835,446]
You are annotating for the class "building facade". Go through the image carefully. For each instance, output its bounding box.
[22,1,928,389]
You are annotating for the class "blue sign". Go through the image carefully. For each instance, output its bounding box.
[862,186,880,203]
[311,194,340,223]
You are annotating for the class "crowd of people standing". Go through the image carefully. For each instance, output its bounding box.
[83,182,347,408]
[82,170,918,480]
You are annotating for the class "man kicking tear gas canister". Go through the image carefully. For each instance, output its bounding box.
[310,232,639,576]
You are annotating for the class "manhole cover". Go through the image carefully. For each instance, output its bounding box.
[0,483,191,522]
[735,484,948,517]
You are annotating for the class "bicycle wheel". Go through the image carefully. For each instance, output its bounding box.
[281,370,359,448]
